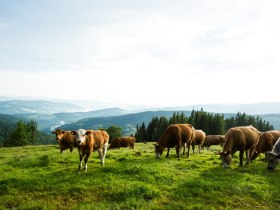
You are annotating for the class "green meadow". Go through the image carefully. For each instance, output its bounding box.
[0,143,279,210]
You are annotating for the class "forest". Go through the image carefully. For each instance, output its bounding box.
[135,109,273,142]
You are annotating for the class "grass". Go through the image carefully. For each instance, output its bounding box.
[0,143,280,210]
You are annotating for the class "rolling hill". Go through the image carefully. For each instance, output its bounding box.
[15,107,128,132]
[59,110,190,135]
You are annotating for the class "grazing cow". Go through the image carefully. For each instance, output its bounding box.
[71,129,109,172]
[154,123,194,158]
[109,136,136,149]
[191,129,206,153]
[265,137,280,170]
[250,130,280,161]
[219,125,260,168]
[52,128,77,153]
[202,135,225,150]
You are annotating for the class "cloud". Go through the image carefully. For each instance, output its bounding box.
[1,1,280,106]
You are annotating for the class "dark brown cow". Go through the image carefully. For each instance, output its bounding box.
[191,129,206,153]
[250,130,280,161]
[220,125,260,168]
[52,128,77,153]
[71,129,109,172]
[109,136,136,149]
[202,135,225,150]
[154,123,194,158]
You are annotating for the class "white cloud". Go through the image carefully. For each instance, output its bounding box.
[1,1,280,106]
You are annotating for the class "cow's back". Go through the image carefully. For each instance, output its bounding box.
[177,124,194,143]
[224,126,259,151]
[91,130,109,150]
[238,126,260,150]
[193,129,206,145]
[255,131,280,153]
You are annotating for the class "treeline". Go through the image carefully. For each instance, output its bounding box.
[135,109,274,142]
[2,120,54,147]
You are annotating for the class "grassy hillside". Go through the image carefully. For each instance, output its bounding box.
[0,143,279,209]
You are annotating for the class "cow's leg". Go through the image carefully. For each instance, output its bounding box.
[182,143,186,155]
[239,150,244,166]
[245,150,250,165]
[187,142,191,158]
[165,148,170,158]
[197,145,201,153]
[176,145,180,158]
[101,143,108,166]
[192,143,195,154]
[98,149,103,165]
[83,153,91,172]
[78,153,83,170]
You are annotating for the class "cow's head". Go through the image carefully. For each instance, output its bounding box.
[250,150,259,161]
[154,144,164,158]
[71,129,87,146]
[265,151,280,170]
[219,151,232,168]
[52,129,65,141]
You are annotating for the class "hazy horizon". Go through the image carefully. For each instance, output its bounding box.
[1,1,280,107]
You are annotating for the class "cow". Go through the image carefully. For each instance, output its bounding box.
[250,130,280,161]
[191,129,206,153]
[109,136,136,149]
[202,135,225,150]
[154,123,194,158]
[219,125,260,168]
[51,128,77,153]
[71,129,109,172]
[265,137,280,170]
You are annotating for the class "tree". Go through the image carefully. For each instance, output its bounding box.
[4,120,39,147]
[106,125,122,143]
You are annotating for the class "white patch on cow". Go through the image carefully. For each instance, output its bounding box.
[75,129,87,146]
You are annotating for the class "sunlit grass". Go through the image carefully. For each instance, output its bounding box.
[0,143,279,209]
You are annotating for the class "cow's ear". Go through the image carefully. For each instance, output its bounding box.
[85,130,91,135]
[51,130,55,134]
[71,131,76,135]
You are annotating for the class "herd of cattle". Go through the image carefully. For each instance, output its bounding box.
[52,124,280,172]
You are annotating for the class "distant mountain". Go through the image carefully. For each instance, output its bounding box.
[60,111,192,135]
[15,107,128,132]
[0,100,86,114]
[161,102,280,115]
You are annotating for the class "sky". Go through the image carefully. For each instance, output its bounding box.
[0,0,280,107]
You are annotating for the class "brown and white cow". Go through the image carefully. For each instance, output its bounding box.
[219,125,260,168]
[154,123,194,158]
[71,129,109,172]
[52,128,77,153]
[250,130,280,161]
[109,136,136,149]
[202,135,225,150]
[191,129,206,153]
